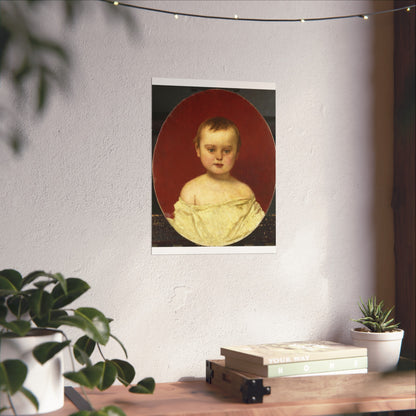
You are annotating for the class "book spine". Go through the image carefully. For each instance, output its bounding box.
[267,356,368,377]
[225,356,368,377]
[285,368,368,377]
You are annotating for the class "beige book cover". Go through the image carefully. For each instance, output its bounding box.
[221,341,368,365]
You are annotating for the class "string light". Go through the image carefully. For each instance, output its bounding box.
[99,0,415,23]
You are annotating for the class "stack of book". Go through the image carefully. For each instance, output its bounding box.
[220,340,368,378]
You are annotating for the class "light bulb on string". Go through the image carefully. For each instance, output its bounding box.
[101,1,416,23]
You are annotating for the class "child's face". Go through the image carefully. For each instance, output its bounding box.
[196,126,239,177]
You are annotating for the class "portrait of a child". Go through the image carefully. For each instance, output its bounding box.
[152,83,275,251]
[168,117,265,246]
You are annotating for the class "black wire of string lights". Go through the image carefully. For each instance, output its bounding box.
[100,0,415,23]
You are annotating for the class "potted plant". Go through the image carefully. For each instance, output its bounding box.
[351,296,404,372]
[0,269,155,416]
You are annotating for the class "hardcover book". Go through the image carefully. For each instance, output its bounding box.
[224,355,368,377]
[285,368,368,377]
[220,341,367,366]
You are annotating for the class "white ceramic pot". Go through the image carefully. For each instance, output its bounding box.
[0,329,64,415]
[350,328,404,372]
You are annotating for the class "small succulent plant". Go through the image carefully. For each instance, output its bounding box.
[353,296,400,333]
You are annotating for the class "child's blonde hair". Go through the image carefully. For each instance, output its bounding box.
[194,117,241,151]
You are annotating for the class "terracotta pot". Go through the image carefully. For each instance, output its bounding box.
[0,329,64,415]
[350,328,404,372]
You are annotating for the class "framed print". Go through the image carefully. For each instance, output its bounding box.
[152,78,276,254]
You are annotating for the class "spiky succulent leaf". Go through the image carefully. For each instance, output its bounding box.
[353,296,400,332]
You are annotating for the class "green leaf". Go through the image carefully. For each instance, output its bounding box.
[7,295,30,318]
[74,308,110,345]
[22,270,51,287]
[94,361,117,391]
[64,366,102,389]
[51,278,90,309]
[8,128,26,155]
[0,303,7,321]
[29,290,53,326]
[68,412,91,416]
[12,56,33,85]
[110,359,135,386]
[0,270,22,291]
[73,350,92,368]
[0,276,19,297]
[33,340,70,364]
[97,406,127,416]
[54,309,109,345]
[0,319,31,336]
[383,306,394,321]
[37,66,48,113]
[0,359,27,395]
[128,377,155,394]
[63,0,78,25]
[69,407,126,416]
[52,273,67,294]
[29,289,53,317]
[47,309,69,328]
[52,315,89,333]
[23,271,67,293]
[29,36,70,65]
[20,386,39,411]
[73,335,96,365]
[33,280,54,290]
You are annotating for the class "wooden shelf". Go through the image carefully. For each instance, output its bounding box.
[51,367,415,416]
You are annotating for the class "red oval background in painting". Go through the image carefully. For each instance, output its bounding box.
[152,89,275,218]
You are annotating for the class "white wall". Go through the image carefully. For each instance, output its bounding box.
[0,1,395,382]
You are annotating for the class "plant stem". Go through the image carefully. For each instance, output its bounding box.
[97,343,106,361]
[61,331,94,411]
[7,393,17,416]
[17,297,22,320]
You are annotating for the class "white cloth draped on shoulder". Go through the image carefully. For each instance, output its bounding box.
[168,196,265,246]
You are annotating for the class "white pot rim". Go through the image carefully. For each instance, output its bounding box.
[350,327,404,341]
